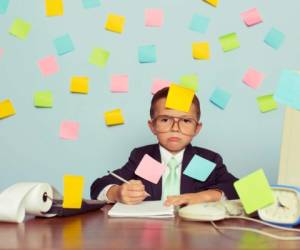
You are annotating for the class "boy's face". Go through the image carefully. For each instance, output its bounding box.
[148,98,202,154]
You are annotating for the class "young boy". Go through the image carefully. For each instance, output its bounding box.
[91,87,238,206]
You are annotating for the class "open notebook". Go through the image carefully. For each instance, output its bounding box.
[108,200,174,218]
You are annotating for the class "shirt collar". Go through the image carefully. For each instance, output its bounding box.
[159,144,185,165]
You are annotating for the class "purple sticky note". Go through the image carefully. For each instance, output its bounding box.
[60,121,80,140]
[151,79,171,94]
[242,68,264,89]
[135,154,166,184]
[37,55,59,76]
[145,9,164,27]
[241,8,262,27]
[110,74,128,92]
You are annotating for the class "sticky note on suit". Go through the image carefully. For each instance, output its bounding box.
[256,94,277,113]
[0,99,16,119]
[183,155,215,181]
[62,175,84,209]
[240,8,263,27]
[70,76,89,94]
[34,91,53,108]
[165,84,195,112]
[45,0,64,16]
[9,18,31,40]
[179,74,199,91]
[219,33,240,52]
[192,42,210,60]
[135,154,166,184]
[234,169,275,214]
[89,48,110,68]
[105,13,125,33]
[104,109,124,126]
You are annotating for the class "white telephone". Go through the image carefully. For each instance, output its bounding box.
[178,199,245,221]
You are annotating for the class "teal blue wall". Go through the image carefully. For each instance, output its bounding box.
[1,1,299,197]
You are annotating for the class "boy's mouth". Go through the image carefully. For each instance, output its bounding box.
[168,137,180,142]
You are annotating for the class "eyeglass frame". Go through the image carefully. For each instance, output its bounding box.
[151,115,201,136]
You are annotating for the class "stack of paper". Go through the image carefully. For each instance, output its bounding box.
[108,200,174,218]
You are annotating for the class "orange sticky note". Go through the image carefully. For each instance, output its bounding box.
[70,76,89,94]
[105,13,125,33]
[192,42,210,60]
[45,0,64,16]
[165,84,195,112]
[62,175,84,209]
[104,109,124,126]
[0,99,16,119]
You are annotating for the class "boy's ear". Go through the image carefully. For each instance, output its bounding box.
[194,122,202,136]
[148,120,157,135]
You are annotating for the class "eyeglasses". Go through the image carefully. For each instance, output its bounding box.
[152,115,199,136]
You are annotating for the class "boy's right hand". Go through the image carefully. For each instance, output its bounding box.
[107,180,149,205]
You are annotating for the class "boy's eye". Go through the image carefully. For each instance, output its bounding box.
[160,117,170,122]
[183,119,193,123]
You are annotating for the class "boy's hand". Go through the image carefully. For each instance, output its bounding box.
[164,190,222,206]
[108,180,149,205]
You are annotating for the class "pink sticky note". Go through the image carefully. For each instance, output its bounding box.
[0,48,3,59]
[242,68,264,89]
[145,9,164,27]
[110,75,128,92]
[60,121,80,140]
[135,154,166,184]
[151,79,171,94]
[241,8,262,26]
[37,55,59,76]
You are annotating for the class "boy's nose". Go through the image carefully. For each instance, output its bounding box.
[171,119,180,131]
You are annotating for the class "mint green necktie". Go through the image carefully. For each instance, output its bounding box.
[163,157,180,198]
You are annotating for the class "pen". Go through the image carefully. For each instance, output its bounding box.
[107,170,151,197]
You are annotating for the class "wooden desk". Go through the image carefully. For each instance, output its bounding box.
[0,205,300,250]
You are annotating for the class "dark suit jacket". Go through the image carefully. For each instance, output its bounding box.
[90,144,238,200]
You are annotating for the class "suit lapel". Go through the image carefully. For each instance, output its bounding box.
[149,144,162,200]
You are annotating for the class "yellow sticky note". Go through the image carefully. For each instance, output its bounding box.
[0,99,16,119]
[165,84,195,112]
[45,0,64,17]
[105,13,125,33]
[192,42,210,59]
[62,175,84,209]
[104,109,124,126]
[70,76,89,94]
[203,0,219,7]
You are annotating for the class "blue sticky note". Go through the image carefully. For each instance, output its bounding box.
[264,27,285,49]
[183,155,215,182]
[138,45,156,63]
[82,0,101,9]
[0,0,9,14]
[53,34,75,56]
[274,70,300,110]
[189,13,210,33]
[209,87,231,109]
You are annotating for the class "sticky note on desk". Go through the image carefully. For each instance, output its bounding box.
[104,109,124,126]
[145,8,164,27]
[37,55,59,76]
[183,155,215,181]
[165,84,195,112]
[219,33,240,52]
[63,175,84,209]
[60,121,80,140]
[241,8,262,27]
[0,99,16,119]
[45,0,64,16]
[9,18,31,39]
[105,13,125,33]
[256,94,277,113]
[242,68,264,89]
[70,76,89,94]
[179,74,199,92]
[274,70,300,110]
[189,13,210,33]
[135,154,166,184]
[192,42,210,60]
[34,91,53,107]
[264,27,285,50]
[89,48,110,68]
[0,0,9,14]
[234,169,275,214]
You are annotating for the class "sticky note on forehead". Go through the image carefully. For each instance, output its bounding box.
[135,154,166,184]
[165,84,195,112]
[62,175,84,209]
[234,169,275,214]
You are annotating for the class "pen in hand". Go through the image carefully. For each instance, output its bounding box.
[107,170,151,197]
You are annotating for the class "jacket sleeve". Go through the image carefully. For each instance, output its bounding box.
[90,148,140,199]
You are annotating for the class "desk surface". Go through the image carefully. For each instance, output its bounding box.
[0,205,300,250]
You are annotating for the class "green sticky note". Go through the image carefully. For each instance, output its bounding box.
[234,169,275,214]
[9,18,31,39]
[89,48,110,68]
[256,94,277,113]
[179,74,199,91]
[34,91,53,108]
[219,32,240,52]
